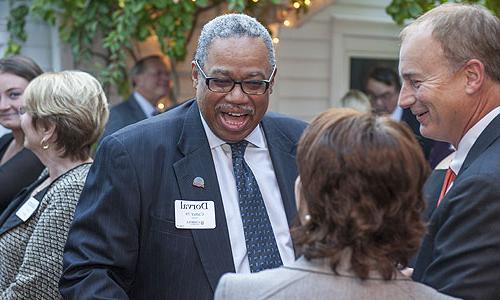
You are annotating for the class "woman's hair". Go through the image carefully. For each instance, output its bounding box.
[340,89,372,113]
[293,108,429,280]
[23,71,109,160]
[0,55,43,81]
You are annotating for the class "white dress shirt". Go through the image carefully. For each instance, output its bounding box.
[200,114,295,273]
[133,91,157,118]
[391,106,403,122]
[448,106,500,191]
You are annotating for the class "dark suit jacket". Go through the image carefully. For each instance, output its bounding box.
[100,94,148,140]
[401,108,434,159]
[60,99,307,299]
[0,134,44,212]
[413,114,500,300]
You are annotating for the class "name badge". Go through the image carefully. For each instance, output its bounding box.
[16,197,40,222]
[175,200,215,229]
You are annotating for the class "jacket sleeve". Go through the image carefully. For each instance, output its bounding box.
[60,136,141,300]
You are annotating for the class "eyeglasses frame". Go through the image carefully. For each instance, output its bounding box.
[194,60,276,95]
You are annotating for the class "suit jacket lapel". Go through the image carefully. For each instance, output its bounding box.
[172,101,235,292]
[261,116,298,226]
[127,94,148,121]
[460,114,500,174]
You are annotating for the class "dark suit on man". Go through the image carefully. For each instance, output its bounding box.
[60,99,307,299]
[413,114,500,300]
[101,94,148,140]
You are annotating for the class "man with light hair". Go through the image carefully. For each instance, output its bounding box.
[100,55,170,140]
[60,14,306,299]
[398,3,500,299]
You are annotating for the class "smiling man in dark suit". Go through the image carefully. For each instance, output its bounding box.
[100,55,170,140]
[60,14,307,299]
[398,4,500,300]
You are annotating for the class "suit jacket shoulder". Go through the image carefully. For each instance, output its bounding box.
[215,257,457,300]
[101,95,148,140]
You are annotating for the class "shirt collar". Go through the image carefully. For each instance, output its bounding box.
[199,112,267,150]
[450,106,500,175]
[133,91,157,118]
[390,106,403,121]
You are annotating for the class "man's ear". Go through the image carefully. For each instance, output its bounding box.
[463,59,485,95]
[191,61,199,89]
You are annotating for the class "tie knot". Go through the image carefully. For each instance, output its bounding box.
[229,140,249,159]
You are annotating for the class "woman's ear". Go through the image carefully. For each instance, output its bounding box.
[42,121,57,143]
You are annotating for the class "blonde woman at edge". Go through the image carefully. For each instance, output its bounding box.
[0,71,108,299]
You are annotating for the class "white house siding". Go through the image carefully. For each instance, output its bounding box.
[0,1,61,72]
[272,0,401,122]
[272,10,332,121]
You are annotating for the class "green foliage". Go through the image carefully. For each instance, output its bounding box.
[387,0,499,25]
[3,0,318,95]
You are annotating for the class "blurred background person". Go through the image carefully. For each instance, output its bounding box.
[215,109,457,300]
[0,70,108,299]
[340,89,372,113]
[0,55,44,212]
[100,55,170,140]
[364,66,452,167]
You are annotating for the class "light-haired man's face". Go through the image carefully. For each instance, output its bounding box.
[133,59,170,105]
[398,30,467,146]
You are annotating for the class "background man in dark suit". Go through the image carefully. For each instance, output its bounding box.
[100,55,170,139]
[364,66,452,167]
[60,14,307,299]
[398,3,500,299]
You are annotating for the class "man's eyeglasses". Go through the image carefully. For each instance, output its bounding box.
[367,91,396,103]
[194,60,276,95]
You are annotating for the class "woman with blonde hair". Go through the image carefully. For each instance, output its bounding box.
[0,70,108,299]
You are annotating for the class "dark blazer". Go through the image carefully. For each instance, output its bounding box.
[413,114,500,300]
[401,108,434,159]
[100,94,148,140]
[0,134,44,212]
[60,99,307,300]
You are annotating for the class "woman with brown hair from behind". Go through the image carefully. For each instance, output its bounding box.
[215,108,459,300]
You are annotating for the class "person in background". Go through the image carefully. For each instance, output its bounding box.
[0,55,44,212]
[215,108,457,300]
[398,3,500,299]
[364,66,452,167]
[0,70,109,299]
[100,55,170,140]
[340,89,372,113]
[60,14,307,299]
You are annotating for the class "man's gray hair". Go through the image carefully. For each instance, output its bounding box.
[194,14,275,69]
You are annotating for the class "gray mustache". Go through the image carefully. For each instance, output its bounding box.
[216,103,255,115]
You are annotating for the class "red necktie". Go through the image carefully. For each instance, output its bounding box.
[437,168,456,207]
